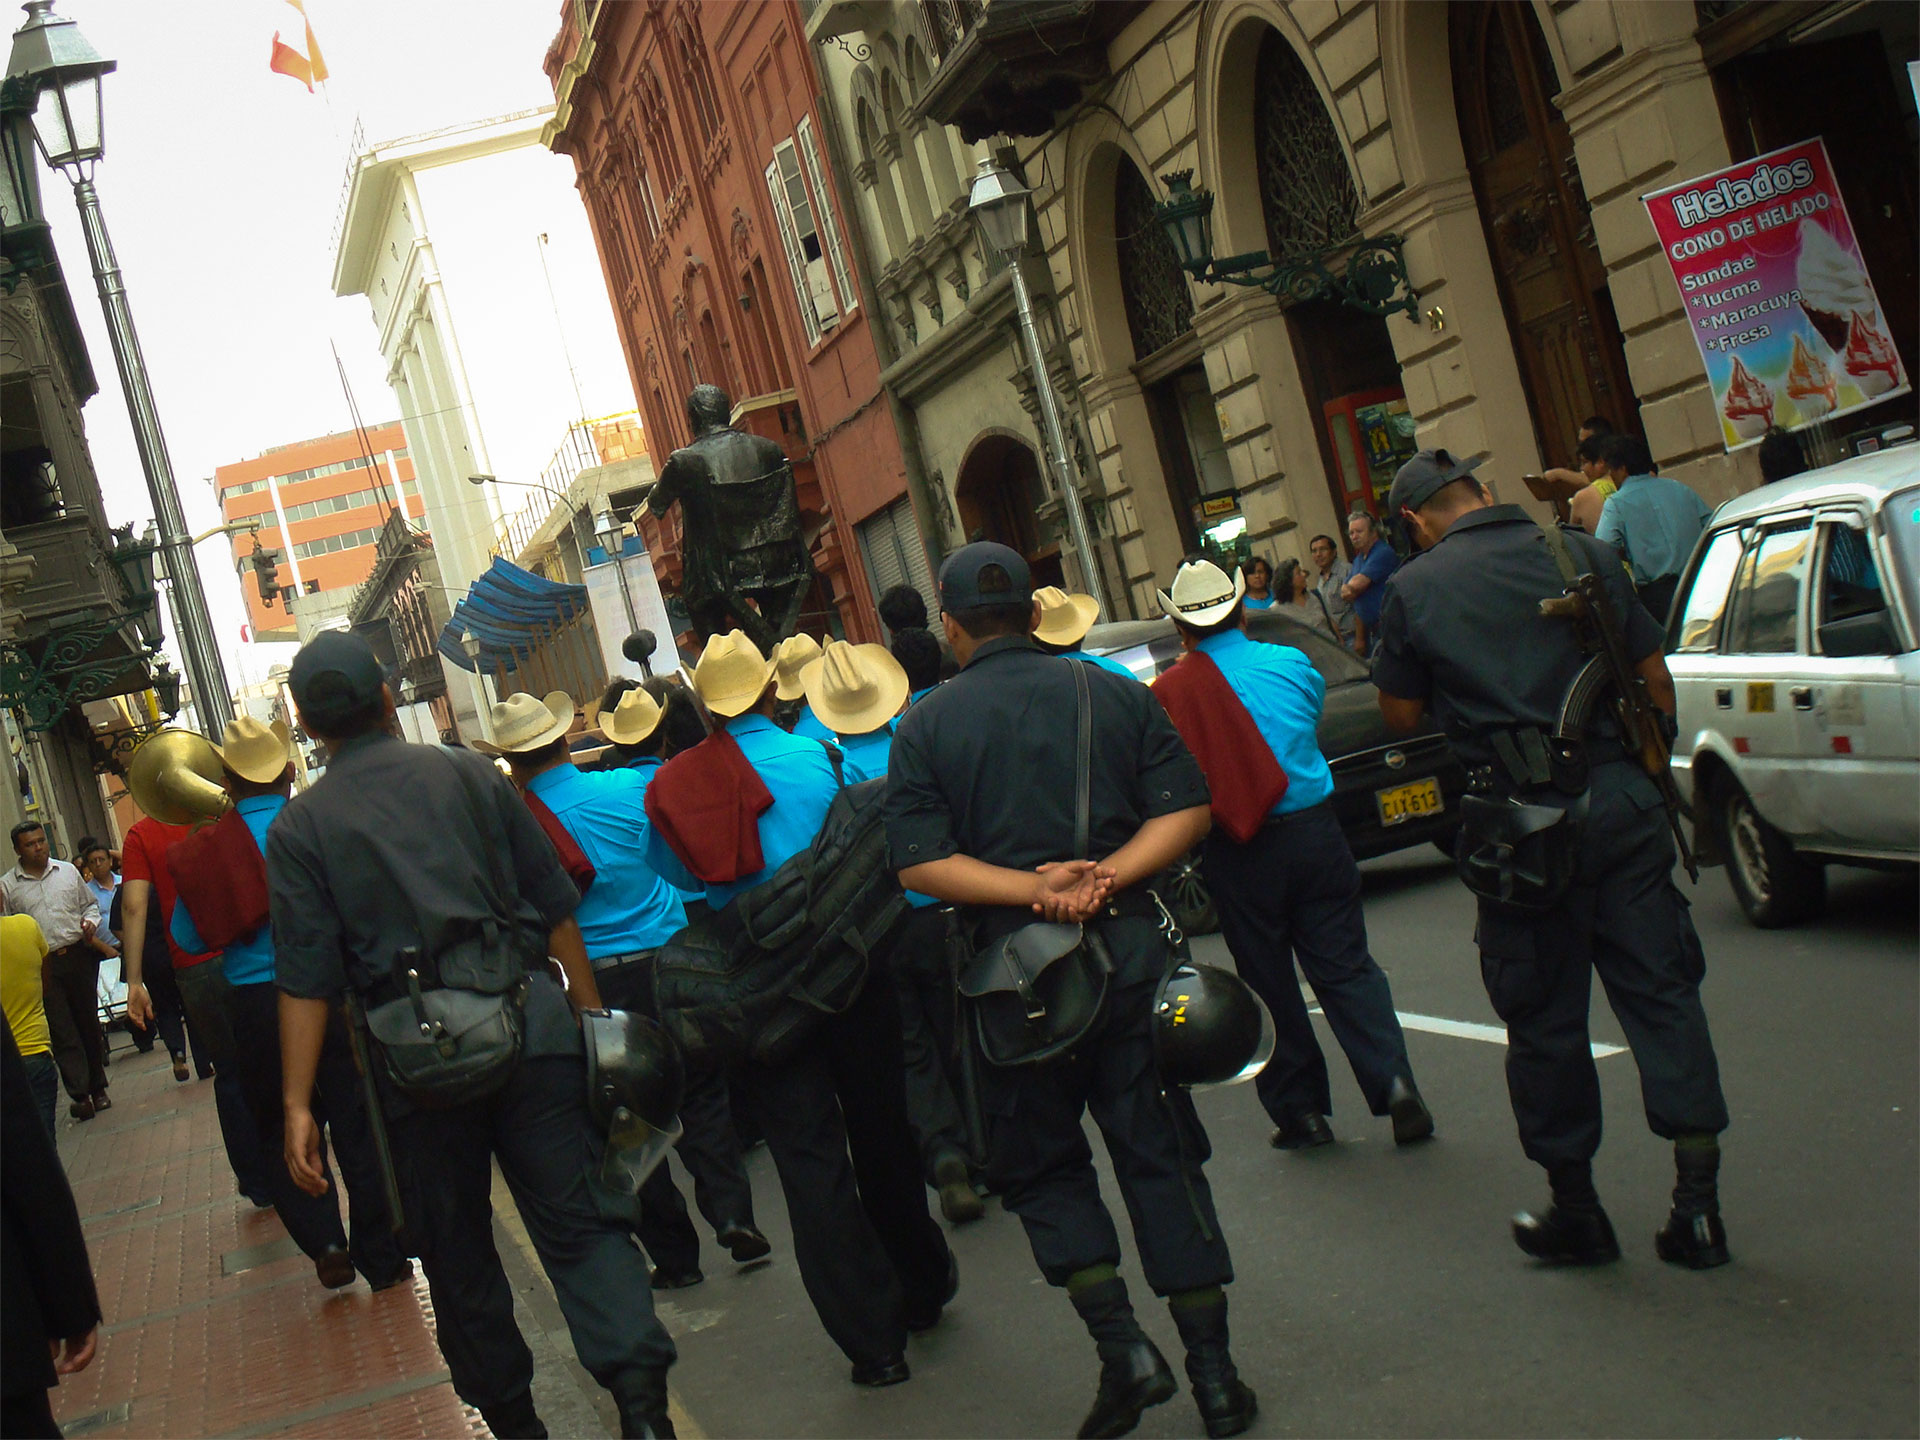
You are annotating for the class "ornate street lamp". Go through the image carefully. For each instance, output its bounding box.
[1153,169,1420,320]
[967,157,1110,618]
[5,0,233,727]
[593,506,643,646]
[107,524,160,648]
[151,660,180,718]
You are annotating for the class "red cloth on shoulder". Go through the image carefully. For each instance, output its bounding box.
[122,817,217,969]
[166,809,270,952]
[643,728,773,885]
[1152,649,1289,843]
[523,790,597,896]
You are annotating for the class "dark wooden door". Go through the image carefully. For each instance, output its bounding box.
[1452,1,1640,468]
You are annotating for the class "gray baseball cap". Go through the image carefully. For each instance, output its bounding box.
[1387,448,1484,515]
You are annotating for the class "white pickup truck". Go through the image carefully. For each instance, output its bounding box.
[1666,445,1919,927]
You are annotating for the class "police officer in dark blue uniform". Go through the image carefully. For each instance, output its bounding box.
[1371,450,1730,1271]
[887,543,1255,1440]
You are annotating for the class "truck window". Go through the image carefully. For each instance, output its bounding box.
[1725,521,1811,655]
[1672,527,1745,652]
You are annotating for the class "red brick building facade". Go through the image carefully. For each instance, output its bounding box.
[544,0,923,643]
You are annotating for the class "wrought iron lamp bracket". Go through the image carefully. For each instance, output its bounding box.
[0,612,155,733]
[1198,232,1419,320]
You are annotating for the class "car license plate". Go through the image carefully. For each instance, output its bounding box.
[1375,778,1443,826]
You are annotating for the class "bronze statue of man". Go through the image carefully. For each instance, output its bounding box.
[646,384,815,651]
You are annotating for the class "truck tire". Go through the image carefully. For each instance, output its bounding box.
[1720,782,1825,928]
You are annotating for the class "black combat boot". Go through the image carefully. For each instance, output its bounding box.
[479,1391,547,1440]
[1168,1289,1257,1439]
[1656,1136,1730,1270]
[1069,1274,1177,1440]
[614,1370,676,1439]
[1512,1161,1620,1266]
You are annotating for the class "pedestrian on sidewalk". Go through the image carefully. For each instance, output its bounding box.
[272,631,678,1440]
[1591,431,1710,622]
[1375,448,1730,1270]
[1340,511,1400,658]
[168,716,408,1293]
[122,816,269,1204]
[1,1024,101,1440]
[648,630,955,1389]
[1,913,58,1143]
[492,685,770,1290]
[1308,534,1357,649]
[1152,558,1434,1153]
[2,823,109,1123]
[887,543,1255,1440]
[800,640,984,1227]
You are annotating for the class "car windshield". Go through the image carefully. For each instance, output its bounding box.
[1885,484,1920,630]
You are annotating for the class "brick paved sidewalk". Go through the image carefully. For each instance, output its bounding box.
[46,1039,486,1439]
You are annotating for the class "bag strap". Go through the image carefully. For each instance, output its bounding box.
[1072,652,1092,862]
[1539,520,1585,588]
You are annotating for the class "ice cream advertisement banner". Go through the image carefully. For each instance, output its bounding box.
[1643,138,1908,450]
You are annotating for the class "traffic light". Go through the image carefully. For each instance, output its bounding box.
[252,547,282,605]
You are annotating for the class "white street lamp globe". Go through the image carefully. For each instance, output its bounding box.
[967,157,1030,259]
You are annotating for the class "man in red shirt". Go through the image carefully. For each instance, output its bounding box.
[122,816,271,1203]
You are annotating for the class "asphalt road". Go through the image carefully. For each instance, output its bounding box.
[508,847,1919,1439]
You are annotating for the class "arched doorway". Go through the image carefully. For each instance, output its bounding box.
[954,433,1065,589]
[1253,28,1412,529]
[1452,1,1638,468]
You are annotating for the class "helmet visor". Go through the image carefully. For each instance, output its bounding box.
[1188,986,1276,1091]
[598,1106,684,1195]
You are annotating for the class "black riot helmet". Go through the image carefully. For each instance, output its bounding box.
[1153,961,1275,1090]
[582,1009,686,1193]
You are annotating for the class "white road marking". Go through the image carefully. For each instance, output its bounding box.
[1308,1005,1627,1059]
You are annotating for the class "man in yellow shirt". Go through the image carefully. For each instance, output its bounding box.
[1,912,57,1143]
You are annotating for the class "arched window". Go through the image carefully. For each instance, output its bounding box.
[1114,160,1193,361]
[1253,29,1358,258]
[677,20,724,145]
[639,71,681,198]
[619,120,662,241]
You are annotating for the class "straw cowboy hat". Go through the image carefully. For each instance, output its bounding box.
[595,687,665,748]
[1033,587,1101,647]
[772,632,823,702]
[801,641,908,738]
[693,630,777,718]
[212,716,293,784]
[1155,558,1246,629]
[473,690,576,756]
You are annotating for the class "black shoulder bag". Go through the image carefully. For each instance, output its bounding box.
[362,749,531,1108]
[957,658,1114,1067]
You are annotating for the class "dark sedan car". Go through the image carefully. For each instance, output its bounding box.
[1083,610,1466,931]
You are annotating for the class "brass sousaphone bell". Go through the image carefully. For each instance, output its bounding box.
[126,728,231,826]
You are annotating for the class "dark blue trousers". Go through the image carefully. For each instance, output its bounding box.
[1203,800,1413,1120]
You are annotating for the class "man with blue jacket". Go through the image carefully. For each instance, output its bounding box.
[1154,559,1433,1152]
[491,688,770,1288]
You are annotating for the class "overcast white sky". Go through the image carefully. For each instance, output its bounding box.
[33,0,571,690]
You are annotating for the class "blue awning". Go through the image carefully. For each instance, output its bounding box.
[437,557,591,672]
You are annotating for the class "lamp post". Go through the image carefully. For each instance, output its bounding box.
[592,506,642,641]
[967,157,1110,618]
[457,626,491,743]
[5,0,232,728]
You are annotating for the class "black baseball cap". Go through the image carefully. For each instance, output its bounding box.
[1387,448,1484,515]
[938,541,1032,611]
[289,629,386,730]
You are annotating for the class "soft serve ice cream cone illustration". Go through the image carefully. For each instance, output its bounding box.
[1796,219,1874,354]
[1841,311,1901,398]
[1723,356,1774,440]
[1785,332,1837,419]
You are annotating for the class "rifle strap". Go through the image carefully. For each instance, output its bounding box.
[1539,521,1583,588]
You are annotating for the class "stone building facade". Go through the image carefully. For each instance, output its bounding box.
[544,0,925,643]
[805,0,1916,618]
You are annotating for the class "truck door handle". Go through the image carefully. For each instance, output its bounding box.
[1714,687,1733,709]
[1791,687,1813,710]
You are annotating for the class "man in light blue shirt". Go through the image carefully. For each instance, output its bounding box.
[802,640,984,1228]
[651,631,953,1385]
[1156,558,1432,1152]
[1592,432,1711,620]
[171,716,405,1293]
[1031,585,1139,679]
[497,685,769,1289]
[775,632,837,742]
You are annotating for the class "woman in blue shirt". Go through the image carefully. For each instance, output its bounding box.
[1240,556,1277,610]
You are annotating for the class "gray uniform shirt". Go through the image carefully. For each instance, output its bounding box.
[1314,559,1356,644]
[1371,505,1662,770]
[266,733,583,1058]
